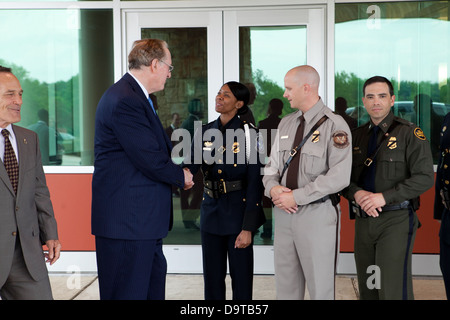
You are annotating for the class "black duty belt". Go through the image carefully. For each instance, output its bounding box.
[351,200,410,218]
[204,179,244,199]
[310,195,330,204]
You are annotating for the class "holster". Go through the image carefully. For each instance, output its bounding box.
[440,189,450,210]
[330,193,341,207]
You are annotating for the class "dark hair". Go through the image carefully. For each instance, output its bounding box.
[363,76,394,96]
[128,39,168,70]
[269,98,283,116]
[224,81,250,115]
[0,65,12,73]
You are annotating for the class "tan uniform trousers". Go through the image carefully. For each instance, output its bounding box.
[273,200,340,300]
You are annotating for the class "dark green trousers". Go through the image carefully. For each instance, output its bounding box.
[354,208,418,300]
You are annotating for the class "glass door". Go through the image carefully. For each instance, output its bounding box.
[123,5,326,273]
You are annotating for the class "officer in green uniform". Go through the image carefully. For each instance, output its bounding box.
[342,76,434,300]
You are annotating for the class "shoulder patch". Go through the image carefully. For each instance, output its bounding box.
[332,131,350,149]
[414,127,426,140]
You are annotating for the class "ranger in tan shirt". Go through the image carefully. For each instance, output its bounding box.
[263,65,352,300]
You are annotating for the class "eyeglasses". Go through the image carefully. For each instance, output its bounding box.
[159,60,174,72]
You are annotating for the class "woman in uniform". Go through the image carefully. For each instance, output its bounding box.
[183,81,265,300]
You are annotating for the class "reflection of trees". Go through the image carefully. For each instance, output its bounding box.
[335,70,450,163]
[335,71,449,108]
[251,69,292,125]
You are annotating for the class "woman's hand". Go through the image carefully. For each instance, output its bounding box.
[235,230,252,249]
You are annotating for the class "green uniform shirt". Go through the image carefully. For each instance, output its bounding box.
[345,110,434,206]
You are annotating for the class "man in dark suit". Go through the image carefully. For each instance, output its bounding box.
[0,66,61,300]
[92,39,194,300]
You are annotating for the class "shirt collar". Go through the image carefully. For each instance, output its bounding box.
[129,72,149,98]
[298,98,325,124]
[1,124,16,142]
[370,110,394,134]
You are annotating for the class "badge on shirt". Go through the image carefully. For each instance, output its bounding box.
[311,130,320,143]
[388,137,397,149]
[232,142,240,153]
[332,131,349,149]
[414,128,426,141]
[203,141,213,151]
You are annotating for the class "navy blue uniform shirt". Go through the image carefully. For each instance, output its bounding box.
[184,114,265,235]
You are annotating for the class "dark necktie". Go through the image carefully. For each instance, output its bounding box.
[364,125,379,193]
[2,129,19,194]
[286,115,305,190]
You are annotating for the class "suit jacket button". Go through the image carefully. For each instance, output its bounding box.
[12,231,17,236]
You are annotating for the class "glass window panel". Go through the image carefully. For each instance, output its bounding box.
[239,26,307,123]
[335,1,450,163]
[0,9,114,166]
[141,27,208,245]
[239,25,307,245]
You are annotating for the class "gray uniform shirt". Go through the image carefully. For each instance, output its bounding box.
[263,99,352,205]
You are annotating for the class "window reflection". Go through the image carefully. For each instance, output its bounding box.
[335,1,450,163]
[0,9,114,166]
[141,28,208,245]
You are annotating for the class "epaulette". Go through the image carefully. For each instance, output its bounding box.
[352,121,370,133]
[393,116,415,127]
[240,120,257,130]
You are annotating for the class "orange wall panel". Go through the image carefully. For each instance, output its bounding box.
[46,174,95,251]
[45,173,441,254]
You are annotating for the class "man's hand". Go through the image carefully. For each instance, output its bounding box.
[183,168,194,190]
[270,185,298,214]
[45,240,61,265]
[354,190,386,217]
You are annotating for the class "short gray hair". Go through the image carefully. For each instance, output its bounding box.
[128,39,168,70]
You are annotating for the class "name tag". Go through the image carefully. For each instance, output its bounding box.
[281,135,289,139]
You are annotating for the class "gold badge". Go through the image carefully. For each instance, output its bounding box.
[333,131,349,149]
[388,137,397,149]
[311,130,320,143]
[414,128,426,140]
[443,126,447,133]
[203,141,213,151]
[232,142,240,153]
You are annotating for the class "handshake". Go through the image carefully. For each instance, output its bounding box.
[183,168,195,190]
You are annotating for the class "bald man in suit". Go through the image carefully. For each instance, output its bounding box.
[0,66,61,300]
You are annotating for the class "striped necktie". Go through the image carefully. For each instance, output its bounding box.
[2,129,19,194]
[286,115,305,190]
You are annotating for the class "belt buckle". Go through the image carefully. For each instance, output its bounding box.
[364,158,373,166]
[289,149,297,157]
